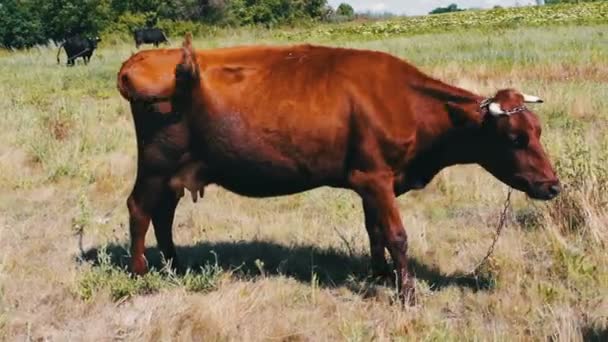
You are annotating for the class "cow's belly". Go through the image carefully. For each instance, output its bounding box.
[211,169,335,197]
[190,111,349,197]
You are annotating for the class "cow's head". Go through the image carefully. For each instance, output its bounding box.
[449,89,560,200]
[89,36,102,48]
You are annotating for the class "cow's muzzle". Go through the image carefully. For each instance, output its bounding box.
[527,180,561,200]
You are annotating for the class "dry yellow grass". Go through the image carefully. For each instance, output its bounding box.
[1,25,607,341]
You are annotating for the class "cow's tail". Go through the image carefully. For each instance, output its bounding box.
[173,33,199,113]
[56,42,64,64]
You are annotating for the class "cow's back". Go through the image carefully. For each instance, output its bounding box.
[120,44,419,126]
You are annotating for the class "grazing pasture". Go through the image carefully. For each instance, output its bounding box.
[1,23,607,340]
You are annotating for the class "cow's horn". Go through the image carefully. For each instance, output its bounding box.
[522,93,543,103]
[488,102,506,116]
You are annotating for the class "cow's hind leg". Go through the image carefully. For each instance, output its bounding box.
[351,170,415,305]
[127,175,165,275]
[151,187,180,271]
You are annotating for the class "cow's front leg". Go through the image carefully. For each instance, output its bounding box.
[363,199,390,278]
[352,171,416,305]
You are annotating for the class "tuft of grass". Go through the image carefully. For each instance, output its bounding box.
[544,127,608,244]
[76,248,227,301]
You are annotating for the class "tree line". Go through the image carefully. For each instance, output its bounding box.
[3,0,598,49]
[0,0,357,49]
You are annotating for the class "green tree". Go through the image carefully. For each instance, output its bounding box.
[301,0,330,18]
[336,3,354,17]
[0,0,45,48]
[226,0,328,26]
[0,0,333,49]
[37,0,113,42]
[429,3,464,14]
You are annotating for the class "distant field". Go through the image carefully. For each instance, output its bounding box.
[1,16,607,342]
[276,2,608,42]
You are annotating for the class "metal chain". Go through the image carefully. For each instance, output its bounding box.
[503,105,528,115]
[479,98,527,115]
[468,187,513,275]
[65,48,91,62]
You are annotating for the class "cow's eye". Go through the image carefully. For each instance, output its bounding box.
[508,133,528,149]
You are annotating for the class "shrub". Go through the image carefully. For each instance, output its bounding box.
[100,12,149,43]
[0,0,45,49]
[157,19,216,39]
[336,3,355,18]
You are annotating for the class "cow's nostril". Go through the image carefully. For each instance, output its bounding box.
[548,184,561,197]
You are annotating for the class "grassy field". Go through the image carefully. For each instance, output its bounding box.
[276,1,608,42]
[1,21,607,341]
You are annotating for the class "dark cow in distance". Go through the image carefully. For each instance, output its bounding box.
[133,28,169,49]
[117,35,561,305]
[56,36,101,66]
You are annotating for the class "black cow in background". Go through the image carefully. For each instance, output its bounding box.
[133,28,169,49]
[56,36,102,66]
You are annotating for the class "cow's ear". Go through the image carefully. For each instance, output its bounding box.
[446,102,483,127]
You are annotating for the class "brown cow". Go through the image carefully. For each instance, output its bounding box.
[117,35,560,304]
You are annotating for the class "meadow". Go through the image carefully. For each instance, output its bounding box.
[1,12,607,342]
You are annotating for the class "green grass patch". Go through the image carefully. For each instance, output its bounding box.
[76,248,227,301]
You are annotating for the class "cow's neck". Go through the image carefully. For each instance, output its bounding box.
[402,81,484,192]
[403,122,483,191]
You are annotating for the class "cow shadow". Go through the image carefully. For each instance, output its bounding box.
[79,240,495,294]
[582,326,608,342]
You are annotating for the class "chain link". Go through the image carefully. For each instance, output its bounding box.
[479,98,528,115]
[468,187,513,275]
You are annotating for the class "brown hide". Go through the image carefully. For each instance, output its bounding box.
[118,39,560,305]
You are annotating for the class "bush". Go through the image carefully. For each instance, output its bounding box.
[0,0,45,49]
[157,19,217,39]
[226,0,302,27]
[100,12,149,43]
[37,0,113,43]
[336,3,355,18]
[430,3,464,15]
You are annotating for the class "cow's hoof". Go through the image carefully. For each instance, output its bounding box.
[130,256,148,276]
